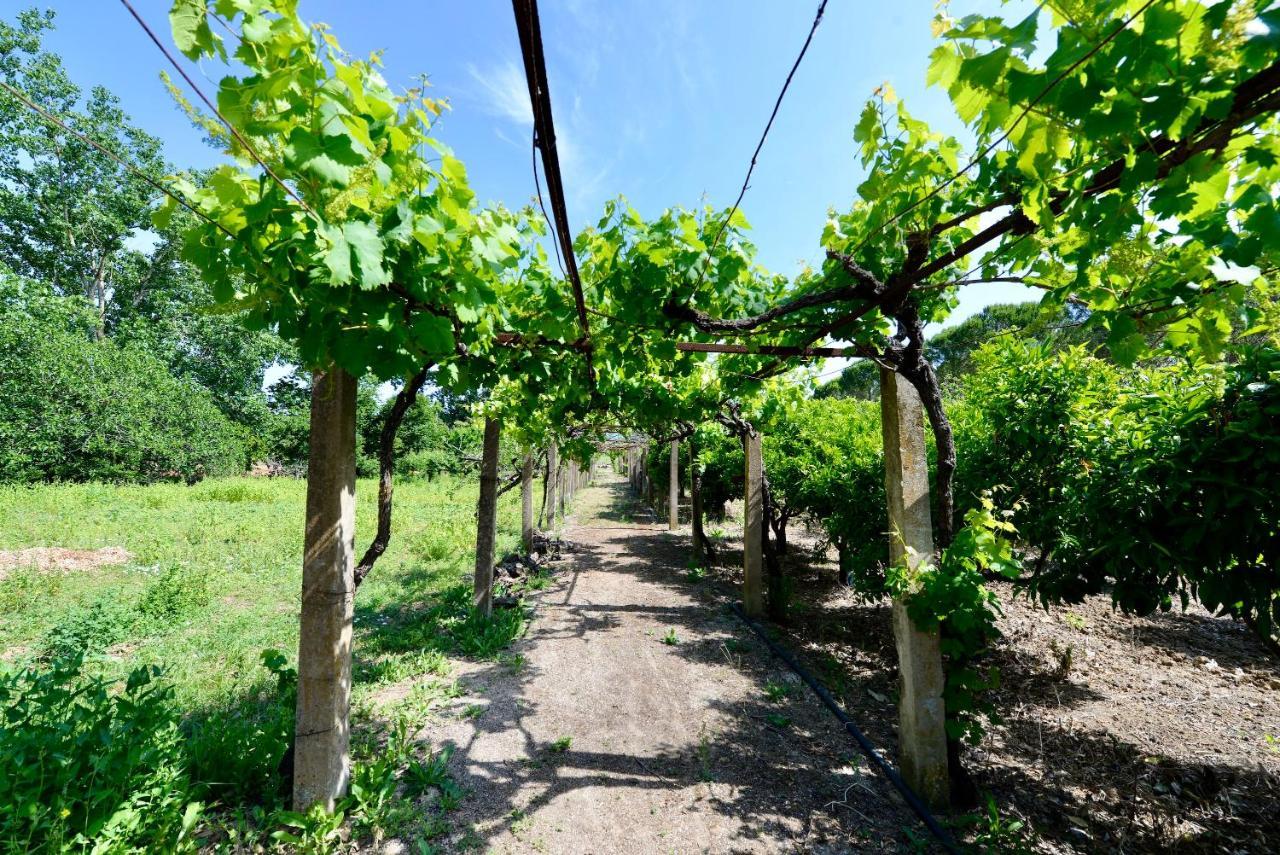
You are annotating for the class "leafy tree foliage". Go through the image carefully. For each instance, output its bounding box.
[0,273,245,482]
[0,10,286,464]
[0,9,163,331]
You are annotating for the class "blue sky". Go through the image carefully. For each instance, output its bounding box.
[43,0,1039,381]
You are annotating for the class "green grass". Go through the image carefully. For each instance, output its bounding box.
[0,474,533,848]
[0,475,526,706]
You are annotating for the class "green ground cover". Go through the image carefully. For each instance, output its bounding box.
[0,475,541,852]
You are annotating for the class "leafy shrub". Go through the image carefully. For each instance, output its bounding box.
[0,655,201,853]
[953,341,1120,573]
[137,565,214,628]
[767,397,888,585]
[957,339,1280,651]
[0,277,246,483]
[693,424,743,518]
[363,584,528,661]
[889,498,1022,743]
[40,597,138,660]
[184,650,296,808]
[193,481,273,503]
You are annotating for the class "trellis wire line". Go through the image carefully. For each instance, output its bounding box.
[0,80,237,242]
[695,0,828,286]
[116,0,319,221]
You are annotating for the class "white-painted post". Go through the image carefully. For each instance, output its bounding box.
[743,431,764,617]
[473,417,500,617]
[669,438,679,530]
[880,366,949,809]
[521,452,534,553]
[294,365,357,812]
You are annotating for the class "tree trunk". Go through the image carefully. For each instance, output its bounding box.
[473,417,500,617]
[770,508,790,556]
[761,476,787,623]
[891,305,956,547]
[294,365,357,812]
[742,431,764,618]
[354,368,429,589]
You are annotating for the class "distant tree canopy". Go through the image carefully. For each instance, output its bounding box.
[0,273,244,482]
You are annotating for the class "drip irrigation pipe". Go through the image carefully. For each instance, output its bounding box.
[728,602,961,854]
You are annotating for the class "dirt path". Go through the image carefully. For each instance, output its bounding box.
[417,473,918,854]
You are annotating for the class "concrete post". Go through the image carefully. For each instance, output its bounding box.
[669,439,679,530]
[880,366,949,809]
[690,437,705,560]
[743,431,764,618]
[521,453,534,553]
[294,365,357,812]
[557,462,566,516]
[473,417,500,617]
[546,440,559,526]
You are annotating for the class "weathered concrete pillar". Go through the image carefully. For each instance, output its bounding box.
[742,431,764,617]
[473,417,500,618]
[294,365,357,812]
[880,366,949,809]
[521,452,534,553]
[690,437,706,560]
[557,462,566,516]
[669,439,680,531]
[545,440,559,526]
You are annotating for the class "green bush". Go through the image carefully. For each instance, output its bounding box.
[765,398,887,584]
[693,425,743,518]
[953,341,1121,573]
[956,339,1280,650]
[0,655,201,853]
[137,566,214,628]
[184,650,295,809]
[40,598,139,661]
[0,278,246,483]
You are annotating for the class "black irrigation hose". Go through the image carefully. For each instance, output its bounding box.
[729,602,962,854]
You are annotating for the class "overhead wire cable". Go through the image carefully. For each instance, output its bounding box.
[694,0,828,286]
[0,80,237,242]
[116,0,320,222]
[512,0,596,387]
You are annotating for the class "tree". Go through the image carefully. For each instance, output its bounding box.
[0,9,164,333]
[0,270,245,482]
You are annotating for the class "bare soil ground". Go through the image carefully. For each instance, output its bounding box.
[706,522,1280,854]
[399,475,1278,853]
[409,475,928,854]
[0,546,131,579]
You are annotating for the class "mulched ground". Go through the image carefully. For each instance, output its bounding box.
[697,522,1280,854]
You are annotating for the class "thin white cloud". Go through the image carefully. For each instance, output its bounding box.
[467,61,532,126]
[468,58,612,221]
